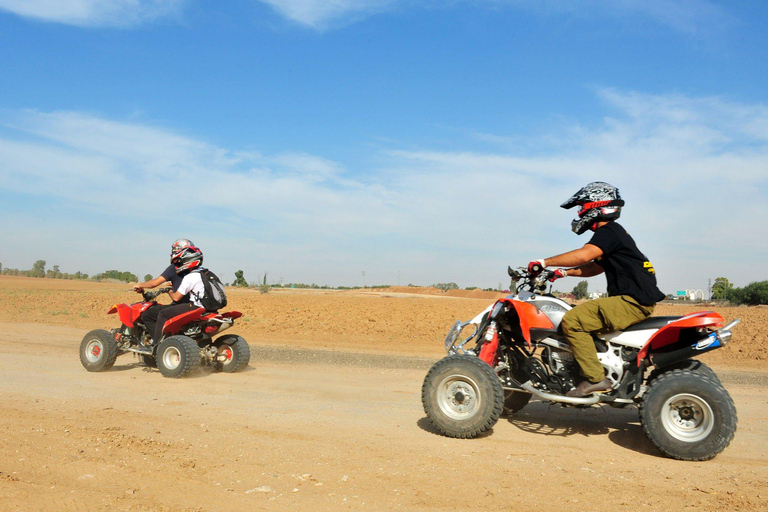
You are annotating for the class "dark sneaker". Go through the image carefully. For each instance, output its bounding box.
[566,378,612,398]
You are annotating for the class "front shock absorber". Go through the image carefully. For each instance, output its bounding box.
[478,321,499,366]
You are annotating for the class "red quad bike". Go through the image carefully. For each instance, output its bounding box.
[79,288,250,378]
[422,267,739,461]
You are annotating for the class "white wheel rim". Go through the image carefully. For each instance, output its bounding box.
[162,346,182,370]
[85,339,104,363]
[218,345,234,366]
[661,393,714,442]
[437,374,481,420]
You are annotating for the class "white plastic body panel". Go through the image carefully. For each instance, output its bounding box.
[600,329,660,349]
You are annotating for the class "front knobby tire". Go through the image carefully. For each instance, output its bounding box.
[215,335,251,373]
[422,355,504,439]
[156,335,201,378]
[79,329,119,372]
[640,369,737,461]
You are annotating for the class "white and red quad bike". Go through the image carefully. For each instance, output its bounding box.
[422,267,739,461]
[79,288,250,378]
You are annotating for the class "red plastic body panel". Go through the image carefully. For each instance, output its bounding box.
[161,307,205,336]
[108,302,154,328]
[200,310,243,321]
[500,298,556,348]
[637,311,725,364]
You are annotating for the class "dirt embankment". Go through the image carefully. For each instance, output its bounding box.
[0,276,764,367]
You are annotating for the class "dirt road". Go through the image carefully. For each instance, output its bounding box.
[1,323,767,512]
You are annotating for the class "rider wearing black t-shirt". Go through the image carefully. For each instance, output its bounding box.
[588,222,666,307]
[528,182,665,398]
[133,239,195,344]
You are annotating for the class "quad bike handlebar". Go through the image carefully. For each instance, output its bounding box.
[508,266,555,294]
[142,287,171,302]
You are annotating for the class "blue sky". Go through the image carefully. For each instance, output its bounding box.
[0,0,766,293]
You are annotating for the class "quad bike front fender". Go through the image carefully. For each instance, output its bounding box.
[497,298,555,347]
[108,303,142,328]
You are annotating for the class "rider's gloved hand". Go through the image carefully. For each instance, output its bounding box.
[527,259,546,276]
[133,285,143,293]
[549,269,567,282]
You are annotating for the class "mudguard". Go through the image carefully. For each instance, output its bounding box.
[108,302,154,328]
[637,311,725,364]
[161,307,206,336]
[200,311,243,321]
[499,298,556,348]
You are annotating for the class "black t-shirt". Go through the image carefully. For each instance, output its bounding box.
[588,222,666,306]
[159,264,188,304]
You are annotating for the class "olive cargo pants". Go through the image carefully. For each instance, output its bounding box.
[560,295,655,383]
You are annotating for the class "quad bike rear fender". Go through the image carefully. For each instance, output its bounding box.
[637,311,725,365]
[161,307,206,336]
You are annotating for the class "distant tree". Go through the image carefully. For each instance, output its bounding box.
[144,274,153,282]
[572,280,589,300]
[233,270,248,287]
[711,277,734,300]
[31,260,46,278]
[433,282,459,292]
[92,270,138,283]
[259,272,270,294]
[730,281,768,305]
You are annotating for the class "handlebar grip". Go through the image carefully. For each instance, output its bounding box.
[529,263,544,274]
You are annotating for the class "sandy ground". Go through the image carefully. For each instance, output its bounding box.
[1,276,768,511]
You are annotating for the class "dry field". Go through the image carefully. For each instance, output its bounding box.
[1,276,767,512]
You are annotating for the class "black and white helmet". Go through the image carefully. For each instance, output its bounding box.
[172,246,203,274]
[561,182,624,235]
[170,238,195,261]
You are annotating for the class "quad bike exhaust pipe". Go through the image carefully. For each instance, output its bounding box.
[650,319,741,369]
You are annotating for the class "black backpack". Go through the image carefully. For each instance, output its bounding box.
[195,268,227,311]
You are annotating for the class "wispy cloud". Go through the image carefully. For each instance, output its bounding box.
[255,0,398,29]
[254,0,735,34]
[0,0,734,33]
[2,90,766,288]
[0,0,185,27]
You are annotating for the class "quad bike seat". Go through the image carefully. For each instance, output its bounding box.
[624,316,681,332]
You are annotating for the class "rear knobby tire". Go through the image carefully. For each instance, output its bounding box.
[422,355,504,439]
[215,335,251,373]
[502,390,532,415]
[648,358,720,384]
[141,354,157,368]
[156,335,201,378]
[640,369,737,461]
[79,329,119,372]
